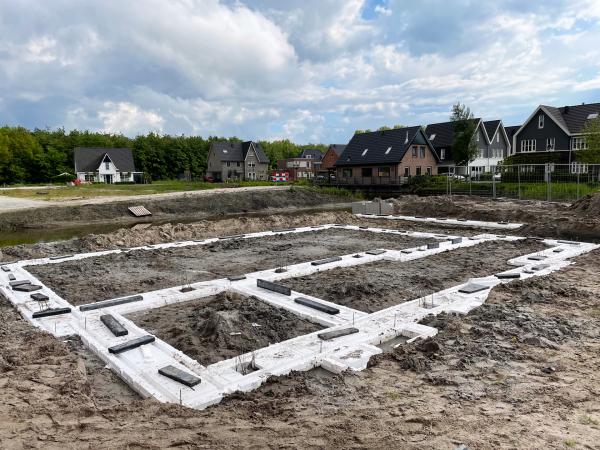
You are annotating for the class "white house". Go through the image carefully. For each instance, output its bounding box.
[74,147,142,184]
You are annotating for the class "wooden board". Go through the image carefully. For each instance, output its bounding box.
[128,206,152,217]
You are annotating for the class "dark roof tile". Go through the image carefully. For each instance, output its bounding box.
[74,147,136,172]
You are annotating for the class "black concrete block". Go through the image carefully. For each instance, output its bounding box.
[9,280,30,287]
[79,295,144,312]
[257,279,291,296]
[49,255,73,260]
[273,228,295,232]
[108,335,155,354]
[451,237,463,244]
[458,283,489,294]
[558,240,580,246]
[294,297,340,315]
[8,274,16,281]
[311,256,343,266]
[527,255,547,261]
[32,307,71,319]
[401,249,413,254]
[495,273,521,279]
[1,266,10,272]
[366,249,386,255]
[159,365,202,387]
[457,218,468,222]
[30,293,49,302]
[358,226,369,229]
[180,286,195,293]
[228,275,247,281]
[553,248,564,253]
[352,254,363,258]
[532,264,550,271]
[318,327,359,341]
[427,242,440,249]
[100,314,129,337]
[13,284,42,292]
[436,218,447,220]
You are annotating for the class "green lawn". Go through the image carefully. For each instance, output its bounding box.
[0,180,283,201]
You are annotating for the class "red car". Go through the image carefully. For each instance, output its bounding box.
[203,175,215,183]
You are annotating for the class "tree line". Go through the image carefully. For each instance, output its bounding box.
[0,126,328,184]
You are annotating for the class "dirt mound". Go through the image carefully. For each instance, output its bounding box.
[126,292,323,366]
[569,191,600,216]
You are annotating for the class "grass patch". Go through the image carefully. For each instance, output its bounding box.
[0,180,284,201]
[563,439,578,447]
[578,415,599,426]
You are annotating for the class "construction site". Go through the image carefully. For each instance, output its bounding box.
[2,189,600,449]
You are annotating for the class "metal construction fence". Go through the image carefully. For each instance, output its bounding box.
[332,164,600,203]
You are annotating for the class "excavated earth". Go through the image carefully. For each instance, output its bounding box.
[2,194,600,449]
[283,239,548,313]
[125,291,323,366]
[27,228,435,305]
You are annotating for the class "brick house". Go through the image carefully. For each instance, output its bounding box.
[319,144,346,178]
[334,126,439,185]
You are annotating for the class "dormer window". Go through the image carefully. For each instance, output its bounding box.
[538,114,544,129]
[105,162,110,170]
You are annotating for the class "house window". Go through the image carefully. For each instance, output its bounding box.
[378,167,390,177]
[497,133,500,143]
[361,168,373,177]
[416,166,422,175]
[476,132,479,142]
[538,114,544,129]
[226,161,231,167]
[412,146,417,157]
[521,139,537,152]
[426,167,432,175]
[237,162,240,167]
[419,146,426,158]
[105,162,110,170]
[571,137,587,150]
[571,162,588,174]
[404,167,410,176]
[440,149,446,160]
[342,168,352,178]
[546,138,555,151]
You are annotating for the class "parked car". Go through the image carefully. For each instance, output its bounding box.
[441,173,466,181]
[203,175,215,182]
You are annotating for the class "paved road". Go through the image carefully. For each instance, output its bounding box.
[0,185,290,213]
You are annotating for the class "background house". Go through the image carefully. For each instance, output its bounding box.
[425,118,510,175]
[276,148,324,181]
[334,126,439,185]
[206,141,269,181]
[319,144,346,178]
[512,102,600,164]
[74,147,142,183]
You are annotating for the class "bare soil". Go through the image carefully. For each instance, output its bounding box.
[125,292,323,366]
[1,250,599,449]
[28,228,434,305]
[283,239,548,312]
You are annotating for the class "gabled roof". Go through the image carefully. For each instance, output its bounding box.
[424,118,482,149]
[515,102,600,139]
[210,141,269,164]
[74,147,136,172]
[483,120,501,140]
[328,144,346,156]
[504,125,520,142]
[335,126,438,167]
[298,148,324,160]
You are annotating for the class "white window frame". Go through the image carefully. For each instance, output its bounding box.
[571,137,587,150]
[496,133,500,143]
[440,149,445,160]
[546,138,555,151]
[538,114,544,129]
[419,146,426,158]
[521,139,537,153]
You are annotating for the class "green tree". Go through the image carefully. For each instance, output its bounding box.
[579,116,600,163]
[450,102,478,165]
[378,126,391,131]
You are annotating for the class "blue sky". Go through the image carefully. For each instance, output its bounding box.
[1,0,600,144]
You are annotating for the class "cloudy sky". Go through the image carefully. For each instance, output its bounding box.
[1,0,600,144]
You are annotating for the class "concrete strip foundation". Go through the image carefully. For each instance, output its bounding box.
[0,222,595,410]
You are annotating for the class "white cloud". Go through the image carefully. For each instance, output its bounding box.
[98,102,165,135]
[374,5,392,16]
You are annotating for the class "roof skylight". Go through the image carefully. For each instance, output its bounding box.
[430,134,436,140]
[385,146,392,155]
[588,113,599,119]
[361,149,368,156]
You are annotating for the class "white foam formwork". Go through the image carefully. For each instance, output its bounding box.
[355,213,524,230]
[0,223,596,410]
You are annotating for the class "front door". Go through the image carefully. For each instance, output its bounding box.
[105,174,113,184]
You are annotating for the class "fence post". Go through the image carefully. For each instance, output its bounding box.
[577,172,580,201]
[492,169,496,199]
[546,163,551,202]
[517,165,521,200]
